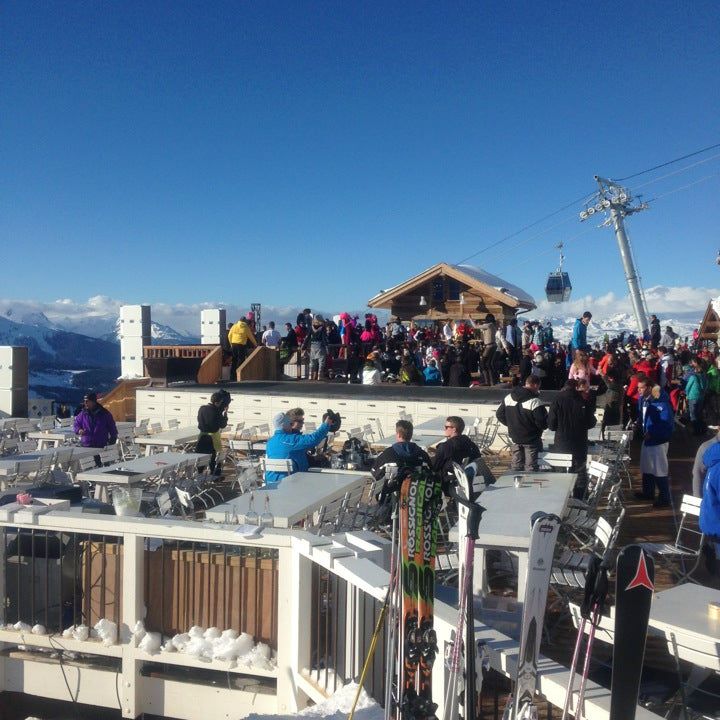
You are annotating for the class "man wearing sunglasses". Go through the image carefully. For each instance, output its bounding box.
[432,416,481,478]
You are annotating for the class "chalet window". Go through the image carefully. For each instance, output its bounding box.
[431,277,445,304]
[447,279,462,301]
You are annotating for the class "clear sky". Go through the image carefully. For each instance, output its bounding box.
[2,1,719,311]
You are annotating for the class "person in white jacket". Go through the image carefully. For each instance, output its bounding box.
[362,352,382,385]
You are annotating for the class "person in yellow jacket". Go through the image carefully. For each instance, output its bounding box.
[228,318,258,378]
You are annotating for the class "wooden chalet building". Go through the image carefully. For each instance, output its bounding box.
[368,262,536,323]
[699,299,720,341]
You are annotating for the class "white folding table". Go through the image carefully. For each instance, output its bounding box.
[455,471,576,600]
[648,583,720,698]
[134,427,199,455]
[542,426,604,446]
[206,470,370,528]
[77,451,211,501]
[0,446,100,475]
[30,422,136,448]
[410,415,478,437]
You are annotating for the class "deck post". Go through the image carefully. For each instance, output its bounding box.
[120,533,144,718]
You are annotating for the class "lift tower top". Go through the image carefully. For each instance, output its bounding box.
[580,177,650,337]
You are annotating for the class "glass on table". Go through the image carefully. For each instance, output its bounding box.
[245,492,258,525]
[260,494,273,529]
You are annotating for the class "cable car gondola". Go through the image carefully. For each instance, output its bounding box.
[545,243,572,303]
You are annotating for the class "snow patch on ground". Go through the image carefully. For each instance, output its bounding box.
[245,682,383,720]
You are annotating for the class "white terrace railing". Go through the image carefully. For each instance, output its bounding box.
[0,511,662,720]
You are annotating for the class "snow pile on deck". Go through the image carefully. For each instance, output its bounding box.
[246,682,383,720]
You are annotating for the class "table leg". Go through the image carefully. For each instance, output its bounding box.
[472,547,488,597]
[516,552,528,603]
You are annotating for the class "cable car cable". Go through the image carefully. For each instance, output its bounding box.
[455,190,596,265]
[616,141,720,182]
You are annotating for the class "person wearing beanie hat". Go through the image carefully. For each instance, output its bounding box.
[73,391,118,457]
[265,409,337,487]
[196,391,231,476]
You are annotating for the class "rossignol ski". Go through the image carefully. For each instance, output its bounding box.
[443,463,486,720]
[396,465,442,720]
[505,512,562,720]
[609,545,655,720]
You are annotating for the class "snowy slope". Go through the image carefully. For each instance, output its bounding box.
[525,311,700,344]
[0,316,119,370]
[99,319,199,344]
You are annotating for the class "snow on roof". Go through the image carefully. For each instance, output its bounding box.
[454,264,536,307]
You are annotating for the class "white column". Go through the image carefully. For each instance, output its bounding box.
[120,534,144,718]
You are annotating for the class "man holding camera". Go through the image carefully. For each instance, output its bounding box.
[195,390,231,476]
[265,408,341,486]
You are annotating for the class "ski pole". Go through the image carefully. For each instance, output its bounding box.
[575,604,600,719]
[444,487,484,720]
[560,614,586,720]
[348,593,391,720]
[380,479,401,720]
[349,489,400,720]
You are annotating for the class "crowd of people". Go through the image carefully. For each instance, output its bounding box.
[220,309,715,439]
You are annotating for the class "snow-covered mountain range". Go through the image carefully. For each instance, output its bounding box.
[524,311,700,344]
[3,307,198,344]
[0,287,709,404]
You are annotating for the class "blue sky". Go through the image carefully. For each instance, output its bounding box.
[2,1,719,313]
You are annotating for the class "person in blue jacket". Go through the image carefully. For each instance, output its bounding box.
[635,377,674,507]
[423,358,442,386]
[700,440,720,542]
[567,311,592,368]
[264,410,339,487]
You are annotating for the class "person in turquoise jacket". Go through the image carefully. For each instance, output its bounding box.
[567,311,592,368]
[684,358,708,435]
[264,410,340,486]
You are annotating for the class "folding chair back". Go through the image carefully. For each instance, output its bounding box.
[167,418,181,429]
[260,457,294,483]
[675,495,704,554]
[539,452,573,471]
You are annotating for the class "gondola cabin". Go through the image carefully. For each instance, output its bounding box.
[545,271,572,303]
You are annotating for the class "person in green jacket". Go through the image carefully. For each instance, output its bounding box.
[685,357,709,435]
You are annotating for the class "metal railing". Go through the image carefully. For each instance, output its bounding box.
[1,527,123,633]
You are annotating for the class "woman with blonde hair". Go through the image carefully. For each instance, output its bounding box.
[568,349,597,383]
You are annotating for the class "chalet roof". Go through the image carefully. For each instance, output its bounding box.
[368,262,536,310]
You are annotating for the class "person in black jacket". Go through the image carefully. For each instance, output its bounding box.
[432,416,481,488]
[547,378,597,497]
[448,353,471,387]
[195,390,230,476]
[373,420,432,481]
[496,375,548,471]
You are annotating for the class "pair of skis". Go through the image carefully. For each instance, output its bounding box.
[396,466,443,720]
